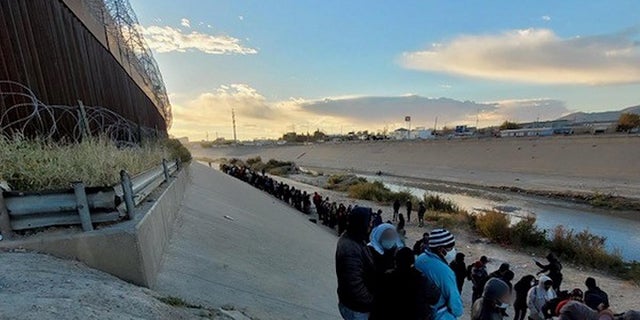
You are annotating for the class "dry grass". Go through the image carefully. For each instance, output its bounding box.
[0,136,185,191]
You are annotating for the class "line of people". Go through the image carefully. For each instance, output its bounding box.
[221,164,638,320]
[221,163,389,235]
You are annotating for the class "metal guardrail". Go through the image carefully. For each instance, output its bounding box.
[0,159,181,238]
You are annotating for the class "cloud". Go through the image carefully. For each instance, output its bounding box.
[400,27,640,85]
[180,18,190,28]
[541,15,551,21]
[169,85,572,140]
[477,99,569,123]
[138,25,257,55]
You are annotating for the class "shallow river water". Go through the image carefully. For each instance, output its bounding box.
[360,174,640,262]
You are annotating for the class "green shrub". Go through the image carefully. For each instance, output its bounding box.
[475,211,511,244]
[511,218,548,247]
[348,181,392,202]
[423,194,459,213]
[0,136,170,191]
[162,138,192,163]
[246,156,262,166]
[549,226,624,270]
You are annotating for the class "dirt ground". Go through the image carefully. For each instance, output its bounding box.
[0,252,236,320]
[272,173,640,317]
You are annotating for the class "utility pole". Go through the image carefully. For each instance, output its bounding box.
[232,109,237,143]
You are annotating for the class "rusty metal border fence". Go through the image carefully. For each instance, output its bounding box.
[0,0,170,137]
[0,158,180,239]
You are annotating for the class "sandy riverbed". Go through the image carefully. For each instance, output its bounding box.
[193,135,640,200]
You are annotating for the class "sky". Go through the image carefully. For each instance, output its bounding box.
[128,0,640,140]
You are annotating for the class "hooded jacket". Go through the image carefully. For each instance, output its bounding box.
[528,275,557,320]
[336,207,375,312]
[368,223,404,276]
[415,251,464,320]
[471,278,510,320]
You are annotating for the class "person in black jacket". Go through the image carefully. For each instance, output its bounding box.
[449,252,467,293]
[412,232,429,255]
[405,200,413,223]
[417,202,427,227]
[536,253,563,292]
[370,247,441,320]
[336,207,375,320]
[392,199,401,222]
[584,277,609,311]
[513,274,535,320]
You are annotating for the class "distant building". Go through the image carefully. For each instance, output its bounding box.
[411,127,434,139]
[392,128,410,140]
[500,127,554,137]
[392,127,433,140]
[454,125,476,136]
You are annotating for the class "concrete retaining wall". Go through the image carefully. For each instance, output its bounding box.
[0,165,190,288]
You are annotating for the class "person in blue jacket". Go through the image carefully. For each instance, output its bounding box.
[415,228,464,320]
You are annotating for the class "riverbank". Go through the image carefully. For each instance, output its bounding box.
[191,135,640,201]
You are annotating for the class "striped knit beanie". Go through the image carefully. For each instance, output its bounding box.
[429,228,455,248]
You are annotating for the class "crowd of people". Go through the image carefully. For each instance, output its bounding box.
[220,164,638,320]
[220,163,391,235]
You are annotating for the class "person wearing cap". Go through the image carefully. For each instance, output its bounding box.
[415,228,464,320]
[336,207,375,320]
[471,278,512,320]
[527,275,557,320]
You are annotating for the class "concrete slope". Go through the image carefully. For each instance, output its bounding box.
[156,163,340,320]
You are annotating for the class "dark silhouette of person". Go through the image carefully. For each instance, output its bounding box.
[370,247,440,320]
[536,253,563,292]
[513,275,536,320]
[449,252,467,293]
[392,199,401,222]
[405,200,413,223]
[584,277,609,311]
[335,207,375,319]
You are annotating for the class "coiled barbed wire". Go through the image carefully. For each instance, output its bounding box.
[1,80,160,146]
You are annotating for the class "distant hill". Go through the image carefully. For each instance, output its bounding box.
[558,105,640,123]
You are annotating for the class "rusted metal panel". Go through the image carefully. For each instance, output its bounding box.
[0,0,168,137]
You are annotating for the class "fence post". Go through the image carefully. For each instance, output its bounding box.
[0,192,14,240]
[162,159,170,182]
[77,100,90,140]
[72,182,94,232]
[120,170,135,220]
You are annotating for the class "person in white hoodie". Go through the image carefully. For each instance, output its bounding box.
[528,275,557,320]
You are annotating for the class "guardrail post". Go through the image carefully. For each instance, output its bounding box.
[72,182,93,231]
[162,159,170,182]
[120,170,136,220]
[0,192,14,240]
